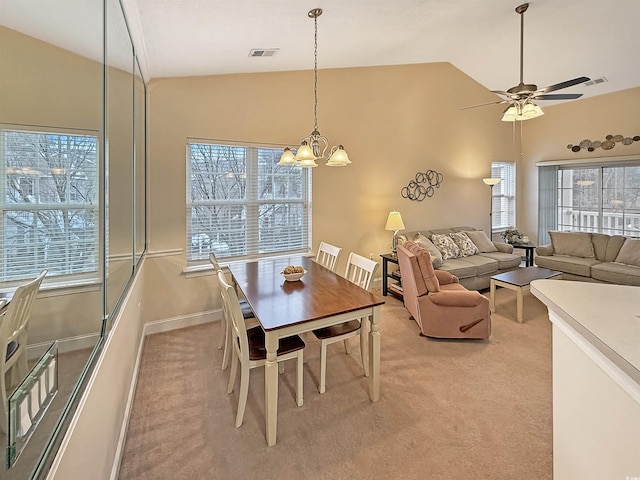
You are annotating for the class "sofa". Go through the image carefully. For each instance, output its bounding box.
[534,231,640,286]
[397,226,522,291]
[397,242,491,339]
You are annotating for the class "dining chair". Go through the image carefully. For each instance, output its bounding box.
[315,241,342,272]
[209,253,256,371]
[218,271,305,427]
[1,269,48,433]
[312,253,378,394]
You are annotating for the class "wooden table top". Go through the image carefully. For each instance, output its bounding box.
[228,256,385,331]
[491,266,562,287]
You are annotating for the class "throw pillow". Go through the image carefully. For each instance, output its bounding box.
[614,238,640,267]
[549,231,595,258]
[430,233,460,260]
[414,233,443,269]
[464,230,498,253]
[450,231,479,257]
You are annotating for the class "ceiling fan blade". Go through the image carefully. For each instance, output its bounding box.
[536,76,590,94]
[534,93,584,100]
[460,99,508,110]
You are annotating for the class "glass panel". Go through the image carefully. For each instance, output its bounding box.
[134,59,146,266]
[0,0,103,475]
[105,0,135,319]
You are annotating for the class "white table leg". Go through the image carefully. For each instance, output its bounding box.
[490,279,496,313]
[368,306,381,402]
[264,331,279,446]
[516,287,524,323]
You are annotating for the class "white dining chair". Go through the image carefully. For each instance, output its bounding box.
[312,253,378,394]
[209,253,256,371]
[218,271,305,427]
[315,241,342,272]
[1,269,47,433]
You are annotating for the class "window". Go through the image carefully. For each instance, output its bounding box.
[0,128,99,283]
[491,161,516,233]
[556,163,640,236]
[186,140,311,264]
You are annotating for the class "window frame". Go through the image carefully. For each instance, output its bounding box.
[185,138,312,267]
[491,161,516,234]
[0,125,102,289]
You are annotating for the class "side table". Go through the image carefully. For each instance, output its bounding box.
[380,253,402,297]
[510,241,536,267]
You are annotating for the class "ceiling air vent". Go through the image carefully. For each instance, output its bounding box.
[248,48,279,57]
[583,77,608,87]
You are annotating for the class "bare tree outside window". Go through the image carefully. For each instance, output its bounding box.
[1,130,99,282]
[187,142,310,263]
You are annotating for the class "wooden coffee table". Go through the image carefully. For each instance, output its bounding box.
[490,266,562,323]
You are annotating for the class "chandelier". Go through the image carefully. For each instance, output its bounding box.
[278,8,351,168]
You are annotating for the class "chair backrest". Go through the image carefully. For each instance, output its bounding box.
[209,252,221,271]
[0,270,47,352]
[217,270,249,361]
[316,242,342,272]
[344,253,378,291]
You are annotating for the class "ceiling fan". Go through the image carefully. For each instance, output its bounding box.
[462,3,590,121]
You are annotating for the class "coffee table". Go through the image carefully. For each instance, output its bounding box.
[490,266,562,323]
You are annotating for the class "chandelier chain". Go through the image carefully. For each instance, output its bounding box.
[313,14,318,131]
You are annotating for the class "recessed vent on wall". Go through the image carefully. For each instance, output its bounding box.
[583,77,608,87]
[248,48,279,57]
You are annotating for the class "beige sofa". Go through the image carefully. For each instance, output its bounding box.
[398,226,522,291]
[535,231,640,286]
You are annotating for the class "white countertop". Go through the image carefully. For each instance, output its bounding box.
[531,279,640,384]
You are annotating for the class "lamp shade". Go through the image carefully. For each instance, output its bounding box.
[277,147,298,166]
[326,145,351,166]
[385,211,405,231]
[483,177,501,186]
[294,141,317,166]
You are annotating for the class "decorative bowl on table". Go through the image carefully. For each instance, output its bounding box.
[281,266,306,282]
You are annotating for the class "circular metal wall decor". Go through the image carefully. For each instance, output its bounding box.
[567,134,640,152]
[401,169,444,201]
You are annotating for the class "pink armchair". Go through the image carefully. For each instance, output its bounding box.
[396,242,491,339]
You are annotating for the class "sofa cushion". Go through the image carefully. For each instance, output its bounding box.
[476,252,522,270]
[590,233,610,261]
[464,230,498,253]
[430,233,460,260]
[402,242,440,293]
[606,235,628,262]
[459,254,499,275]
[534,254,600,277]
[437,258,477,279]
[591,261,640,286]
[549,231,595,258]
[614,239,640,267]
[450,231,479,257]
[414,233,443,268]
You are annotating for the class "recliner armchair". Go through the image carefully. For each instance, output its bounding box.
[397,242,491,339]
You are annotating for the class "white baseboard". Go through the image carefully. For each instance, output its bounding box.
[143,309,221,336]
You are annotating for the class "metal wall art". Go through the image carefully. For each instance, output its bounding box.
[567,134,640,152]
[401,169,443,201]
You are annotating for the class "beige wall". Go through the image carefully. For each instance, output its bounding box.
[521,87,640,244]
[145,62,521,321]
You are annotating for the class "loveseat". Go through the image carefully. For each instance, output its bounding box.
[397,226,522,291]
[534,231,640,286]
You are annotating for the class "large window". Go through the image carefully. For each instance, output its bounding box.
[556,163,640,236]
[186,140,311,264]
[491,161,516,233]
[0,128,99,283]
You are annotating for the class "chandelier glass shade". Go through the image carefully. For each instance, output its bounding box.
[501,101,544,122]
[278,8,350,168]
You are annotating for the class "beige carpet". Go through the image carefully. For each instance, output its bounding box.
[118,287,552,480]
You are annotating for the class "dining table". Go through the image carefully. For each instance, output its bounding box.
[228,255,385,446]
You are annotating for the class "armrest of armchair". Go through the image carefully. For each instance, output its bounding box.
[535,244,554,256]
[427,290,485,307]
[434,270,459,285]
[493,242,514,253]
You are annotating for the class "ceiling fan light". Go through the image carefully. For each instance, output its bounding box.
[277,147,298,166]
[521,102,544,119]
[501,104,520,122]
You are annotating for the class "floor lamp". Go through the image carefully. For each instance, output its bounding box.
[483,178,501,239]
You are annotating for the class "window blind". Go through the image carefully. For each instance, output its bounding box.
[0,129,99,282]
[186,141,311,264]
[491,161,516,231]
